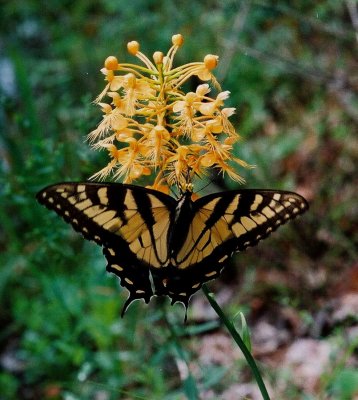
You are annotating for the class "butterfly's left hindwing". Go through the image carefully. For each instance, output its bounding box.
[36,182,176,312]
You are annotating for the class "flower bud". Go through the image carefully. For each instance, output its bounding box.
[172,34,184,47]
[127,41,140,55]
[153,51,164,64]
[104,56,119,70]
[204,54,219,70]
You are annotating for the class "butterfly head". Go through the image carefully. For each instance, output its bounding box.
[179,181,193,195]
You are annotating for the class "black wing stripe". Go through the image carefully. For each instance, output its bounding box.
[203,195,234,228]
[132,189,157,254]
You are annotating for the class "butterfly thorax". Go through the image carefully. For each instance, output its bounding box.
[168,191,194,258]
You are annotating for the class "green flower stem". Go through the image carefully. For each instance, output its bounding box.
[201,284,271,400]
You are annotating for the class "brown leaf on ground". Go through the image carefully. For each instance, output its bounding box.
[251,319,291,355]
[281,338,333,393]
[331,293,358,324]
[197,332,243,366]
[330,263,358,296]
[249,301,305,356]
[221,382,273,400]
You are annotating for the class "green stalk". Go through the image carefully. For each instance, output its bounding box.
[201,284,271,400]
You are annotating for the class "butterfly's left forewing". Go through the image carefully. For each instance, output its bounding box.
[36,182,176,312]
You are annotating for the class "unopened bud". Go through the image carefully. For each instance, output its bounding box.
[204,54,219,70]
[104,56,119,70]
[172,34,184,47]
[127,41,140,55]
[153,51,164,64]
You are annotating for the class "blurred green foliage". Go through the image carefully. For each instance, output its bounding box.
[1,1,357,399]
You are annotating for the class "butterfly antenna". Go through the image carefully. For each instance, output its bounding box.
[194,178,213,196]
[168,184,179,199]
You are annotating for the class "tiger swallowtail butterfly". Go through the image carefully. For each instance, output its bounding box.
[36,182,308,317]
